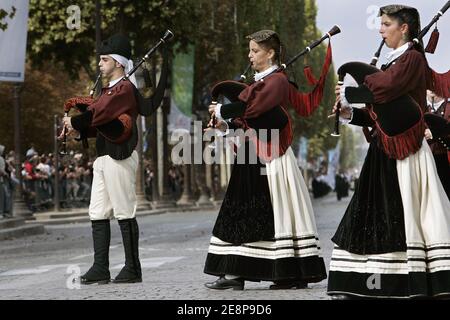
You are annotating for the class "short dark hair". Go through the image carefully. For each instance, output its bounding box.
[247,30,284,64]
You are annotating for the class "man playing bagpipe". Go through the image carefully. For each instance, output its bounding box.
[60,33,169,285]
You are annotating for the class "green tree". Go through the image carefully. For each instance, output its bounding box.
[292,0,338,157]
[339,126,357,171]
[27,0,198,78]
[0,0,338,156]
[0,64,89,153]
[0,0,200,153]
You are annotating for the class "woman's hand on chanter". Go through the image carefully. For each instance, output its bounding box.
[424,128,433,140]
[335,84,341,99]
[208,104,216,115]
[329,100,353,120]
[204,119,227,133]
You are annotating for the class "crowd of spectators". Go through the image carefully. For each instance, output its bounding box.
[0,145,185,217]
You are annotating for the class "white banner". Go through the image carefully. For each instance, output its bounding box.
[0,0,29,83]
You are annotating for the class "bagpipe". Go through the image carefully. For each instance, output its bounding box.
[331,1,450,145]
[60,30,174,155]
[208,25,341,131]
[424,102,450,152]
[60,74,101,154]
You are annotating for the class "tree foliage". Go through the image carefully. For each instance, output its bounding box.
[339,126,357,171]
[27,0,198,78]
[0,0,338,159]
[0,64,88,154]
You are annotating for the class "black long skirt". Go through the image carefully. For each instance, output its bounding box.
[212,141,275,244]
[205,142,327,283]
[331,142,406,255]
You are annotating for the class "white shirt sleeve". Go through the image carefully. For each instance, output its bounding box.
[338,85,354,125]
[214,103,223,120]
[340,85,350,108]
[339,107,354,125]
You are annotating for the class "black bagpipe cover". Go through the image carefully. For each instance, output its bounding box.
[211,80,248,102]
[337,61,422,136]
[210,80,288,130]
[424,112,450,137]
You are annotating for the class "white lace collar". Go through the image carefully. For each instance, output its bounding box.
[385,42,410,64]
[254,65,279,82]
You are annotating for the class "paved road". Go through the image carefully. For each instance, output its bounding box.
[0,193,350,300]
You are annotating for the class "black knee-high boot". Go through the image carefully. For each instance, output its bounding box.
[80,219,111,285]
[113,218,142,283]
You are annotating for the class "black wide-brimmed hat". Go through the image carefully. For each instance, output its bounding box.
[99,34,131,59]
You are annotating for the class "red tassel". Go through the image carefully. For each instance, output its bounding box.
[431,69,450,99]
[304,66,318,86]
[376,117,426,160]
[425,27,439,54]
[64,96,94,112]
[289,43,333,117]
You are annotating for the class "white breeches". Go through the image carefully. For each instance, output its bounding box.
[89,151,138,221]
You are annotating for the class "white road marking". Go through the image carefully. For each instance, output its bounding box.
[68,245,121,260]
[0,264,82,276]
[68,253,92,261]
[111,256,185,270]
[138,247,162,251]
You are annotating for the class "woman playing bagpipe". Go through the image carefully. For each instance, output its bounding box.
[327,5,450,299]
[203,29,335,290]
[423,7,450,200]
[58,32,170,285]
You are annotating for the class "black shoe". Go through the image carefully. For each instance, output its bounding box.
[80,219,111,285]
[112,276,142,283]
[269,280,308,290]
[205,277,244,290]
[434,293,450,300]
[80,273,110,285]
[113,218,142,284]
[112,265,142,284]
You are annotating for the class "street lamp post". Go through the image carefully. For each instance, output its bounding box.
[12,83,31,218]
[176,128,195,206]
[53,115,60,212]
[148,57,160,203]
[194,110,212,207]
[134,68,151,211]
[153,88,176,208]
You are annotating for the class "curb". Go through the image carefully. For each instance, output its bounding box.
[26,204,221,226]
